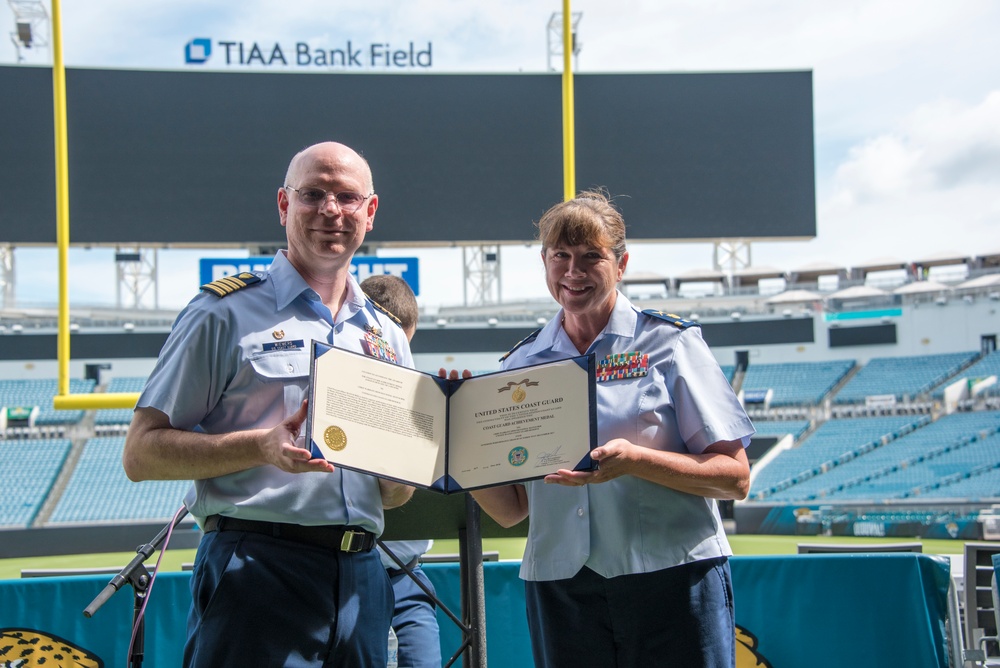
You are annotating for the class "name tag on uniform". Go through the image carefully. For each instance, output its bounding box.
[263,339,304,352]
[596,351,648,382]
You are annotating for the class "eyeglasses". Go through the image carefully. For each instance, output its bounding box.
[284,186,374,214]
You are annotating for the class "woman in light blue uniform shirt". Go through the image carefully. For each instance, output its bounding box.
[471,190,755,667]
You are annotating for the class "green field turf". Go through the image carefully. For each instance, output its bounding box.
[0,534,968,581]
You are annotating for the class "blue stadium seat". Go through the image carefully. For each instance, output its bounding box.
[834,352,977,404]
[741,360,855,406]
[0,439,72,527]
[47,437,190,524]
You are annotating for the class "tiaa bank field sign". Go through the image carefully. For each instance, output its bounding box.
[199,257,420,295]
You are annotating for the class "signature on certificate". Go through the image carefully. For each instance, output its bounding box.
[535,444,568,467]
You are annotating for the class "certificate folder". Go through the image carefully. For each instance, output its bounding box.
[307,341,597,494]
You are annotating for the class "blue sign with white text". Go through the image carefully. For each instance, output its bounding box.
[199,256,420,295]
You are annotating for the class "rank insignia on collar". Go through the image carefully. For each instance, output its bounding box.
[596,351,648,382]
[363,331,397,363]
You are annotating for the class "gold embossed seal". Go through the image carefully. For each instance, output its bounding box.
[324,426,347,451]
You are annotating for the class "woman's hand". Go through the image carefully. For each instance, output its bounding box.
[543,438,635,486]
[543,438,750,500]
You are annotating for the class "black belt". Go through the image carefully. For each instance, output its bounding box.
[203,515,376,553]
[386,557,421,578]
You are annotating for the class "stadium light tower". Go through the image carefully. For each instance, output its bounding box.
[455,10,582,307]
[8,0,49,63]
[714,239,753,276]
[547,11,582,72]
[0,245,13,308]
[463,245,502,306]
[115,247,159,310]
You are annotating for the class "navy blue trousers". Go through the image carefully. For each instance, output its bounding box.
[388,564,442,668]
[183,530,393,668]
[525,557,736,668]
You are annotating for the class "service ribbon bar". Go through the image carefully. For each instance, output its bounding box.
[596,351,648,382]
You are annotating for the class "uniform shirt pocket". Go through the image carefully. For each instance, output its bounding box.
[248,349,311,381]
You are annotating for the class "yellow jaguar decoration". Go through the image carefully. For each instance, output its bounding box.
[0,628,103,668]
[737,625,773,667]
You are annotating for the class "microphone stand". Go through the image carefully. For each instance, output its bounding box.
[83,507,190,668]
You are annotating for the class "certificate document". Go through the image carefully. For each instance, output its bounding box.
[306,341,596,493]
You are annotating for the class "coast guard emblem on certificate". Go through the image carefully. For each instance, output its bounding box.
[508,447,528,466]
[324,426,347,451]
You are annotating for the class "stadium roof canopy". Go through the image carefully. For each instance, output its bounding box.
[893,280,951,295]
[787,261,847,283]
[828,285,889,300]
[912,251,972,267]
[765,289,822,304]
[731,265,786,287]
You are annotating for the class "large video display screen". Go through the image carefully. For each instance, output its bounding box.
[1,66,814,245]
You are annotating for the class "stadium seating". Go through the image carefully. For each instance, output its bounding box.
[917,465,1000,500]
[740,359,855,406]
[2,350,998,529]
[932,349,1000,397]
[748,416,929,500]
[47,437,191,524]
[828,412,1000,500]
[93,376,147,434]
[0,439,72,527]
[833,351,978,404]
[755,411,1000,502]
[0,378,96,427]
[750,419,812,440]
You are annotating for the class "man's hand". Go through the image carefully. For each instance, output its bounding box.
[261,399,335,474]
[438,368,473,380]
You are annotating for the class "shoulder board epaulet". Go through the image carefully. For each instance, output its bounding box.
[499,328,542,363]
[364,294,402,327]
[641,309,700,329]
[199,271,266,298]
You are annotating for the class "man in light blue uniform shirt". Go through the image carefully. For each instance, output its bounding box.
[124,142,414,668]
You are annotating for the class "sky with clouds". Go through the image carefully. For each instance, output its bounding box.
[2,0,999,309]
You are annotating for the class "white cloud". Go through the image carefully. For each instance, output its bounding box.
[830,91,1000,207]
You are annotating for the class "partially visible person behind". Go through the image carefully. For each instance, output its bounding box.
[123,141,414,668]
[360,273,443,668]
[470,189,755,668]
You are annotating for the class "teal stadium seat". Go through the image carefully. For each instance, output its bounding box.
[48,437,191,524]
[835,352,977,404]
[0,439,72,527]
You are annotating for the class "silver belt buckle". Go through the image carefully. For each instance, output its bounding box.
[340,530,366,552]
